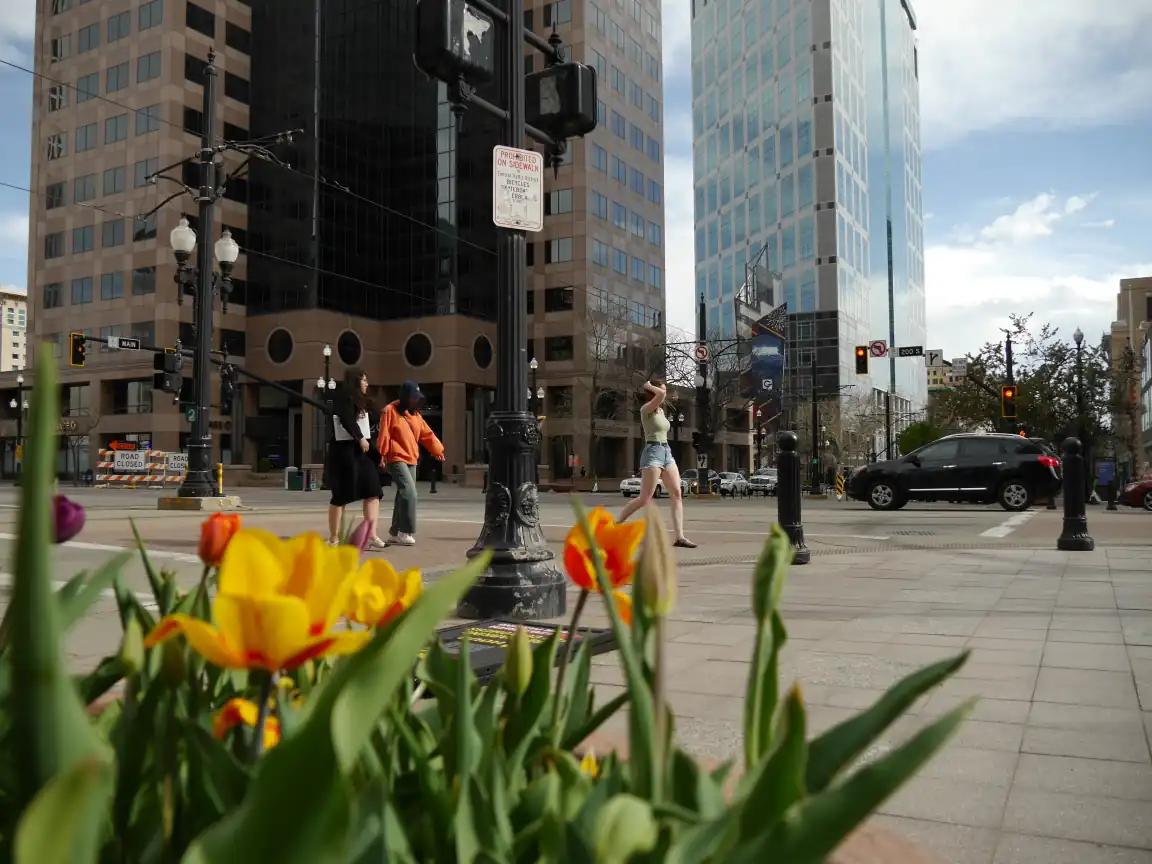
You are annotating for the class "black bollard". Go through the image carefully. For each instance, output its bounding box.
[1106,479,1118,511]
[776,431,811,565]
[429,460,439,494]
[1057,437,1095,552]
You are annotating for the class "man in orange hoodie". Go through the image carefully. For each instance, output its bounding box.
[376,380,445,546]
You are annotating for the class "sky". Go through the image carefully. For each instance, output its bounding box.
[1,0,1151,359]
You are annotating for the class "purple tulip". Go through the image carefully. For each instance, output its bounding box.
[346,520,370,552]
[52,495,86,544]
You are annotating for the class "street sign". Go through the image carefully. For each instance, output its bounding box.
[868,340,888,358]
[184,407,196,424]
[167,452,188,472]
[693,343,709,362]
[926,350,943,366]
[110,440,137,451]
[896,345,924,358]
[113,450,147,472]
[951,358,967,375]
[697,453,708,469]
[106,336,141,350]
[492,146,544,232]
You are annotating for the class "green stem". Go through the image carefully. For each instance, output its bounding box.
[652,614,667,804]
[553,588,589,739]
[250,672,276,761]
[192,565,212,619]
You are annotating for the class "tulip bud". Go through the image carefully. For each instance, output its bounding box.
[503,626,533,698]
[161,639,186,688]
[346,520,371,552]
[51,495,86,544]
[198,513,242,567]
[120,614,145,677]
[637,506,676,618]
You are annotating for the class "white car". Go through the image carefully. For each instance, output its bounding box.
[718,472,750,496]
[619,474,688,498]
[748,468,778,496]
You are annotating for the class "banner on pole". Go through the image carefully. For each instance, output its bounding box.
[749,302,788,425]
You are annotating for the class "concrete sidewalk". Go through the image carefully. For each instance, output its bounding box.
[10,538,1152,863]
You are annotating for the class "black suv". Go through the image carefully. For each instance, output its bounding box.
[847,433,1061,512]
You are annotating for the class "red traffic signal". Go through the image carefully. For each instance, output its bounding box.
[854,346,868,375]
[1001,385,1017,419]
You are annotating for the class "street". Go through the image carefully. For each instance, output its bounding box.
[2,485,1152,862]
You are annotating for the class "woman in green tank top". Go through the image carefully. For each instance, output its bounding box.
[618,376,697,548]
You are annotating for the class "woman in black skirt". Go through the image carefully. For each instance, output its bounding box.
[326,366,385,549]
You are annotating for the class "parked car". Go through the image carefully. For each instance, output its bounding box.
[749,467,778,496]
[619,473,687,498]
[1118,479,1152,511]
[718,471,750,496]
[680,468,722,494]
[847,433,1061,512]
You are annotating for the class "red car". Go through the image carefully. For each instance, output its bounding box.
[1119,480,1152,511]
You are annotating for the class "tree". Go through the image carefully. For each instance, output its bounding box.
[1111,341,1147,477]
[932,314,1112,446]
[897,421,942,455]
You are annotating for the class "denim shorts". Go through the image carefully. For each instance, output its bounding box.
[639,443,675,470]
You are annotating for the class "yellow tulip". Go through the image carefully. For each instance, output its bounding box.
[346,559,423,628]
[213,698,281,750]
[580,750,600,778]
[144,530,370,671]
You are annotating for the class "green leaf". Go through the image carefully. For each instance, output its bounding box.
[111,572,155,634]
[129,520,166,612]
[560,691,628,752]
[73,655,126,706]
[58,553,131,633]
[9,346,110,811]
[591,794,658,864]
[14,755,114,864]
[743,611,787,771]
[504,631,559,753]
[739,701,974,864]
[805,651,969,794]
[664,810,741,864]
[559,642,593,743]
[738,684,807,839]
[668,747,726,821]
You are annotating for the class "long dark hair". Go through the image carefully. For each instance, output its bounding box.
[340,366,371,413]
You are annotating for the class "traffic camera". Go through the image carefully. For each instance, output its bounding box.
[1000,385,1017,419]
[69,333,87,367]
[854,346,868,375]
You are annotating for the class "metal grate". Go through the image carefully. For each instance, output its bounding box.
[892,530,936,536]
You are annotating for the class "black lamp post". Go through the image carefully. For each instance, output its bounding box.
[755,407,763,468]
[13,372,24,478]
[1073,326,1093,501]
[316,344,335,486]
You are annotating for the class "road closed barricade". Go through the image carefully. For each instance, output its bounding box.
[95,449,169,488]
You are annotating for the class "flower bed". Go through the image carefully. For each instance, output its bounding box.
[0,345,969,862]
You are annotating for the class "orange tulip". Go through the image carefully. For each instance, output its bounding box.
[563,507,646,592]
[199,513,242,566]
[213,698,280,750]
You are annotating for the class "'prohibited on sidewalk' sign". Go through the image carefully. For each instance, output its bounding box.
[492,146,543,232]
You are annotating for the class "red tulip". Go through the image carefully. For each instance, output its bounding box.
[52,495,85,544]
[199,513,242,566]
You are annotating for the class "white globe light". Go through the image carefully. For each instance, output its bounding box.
[169,217,197,254]
[214,229,240,264]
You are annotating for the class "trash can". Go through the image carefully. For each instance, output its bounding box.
[285,467,303,491]
[303,468,319,491]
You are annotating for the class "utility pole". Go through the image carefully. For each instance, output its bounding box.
[810,351,821,493]
[695,292,710,468]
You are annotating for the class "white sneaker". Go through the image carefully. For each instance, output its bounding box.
[366,537,388,551]
[392,533,416,547]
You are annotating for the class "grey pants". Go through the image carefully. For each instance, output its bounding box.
[388,462,418,535]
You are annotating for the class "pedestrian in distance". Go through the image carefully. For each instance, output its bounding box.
[377,380,444,547]
[326,366,385,549]
[617,375,697,548]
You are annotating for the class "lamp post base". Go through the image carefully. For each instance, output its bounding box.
[158,495,242,512]
[456,553,567,620]
[1057,533,1096,552]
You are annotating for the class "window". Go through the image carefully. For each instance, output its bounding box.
[137,51,162,83]
[136,105,161,135]
[960,438,1005,460]
[107,10,131,41]
[225,22,252,54]
[611,201,626,228]
[648,179,662,204]
[185,53,208,83]
[646,136,661,162]
[50,34,71,63]
[544,286,575,312]
[46,133,66,160]
[630,124,644,151]
[611,111,626,138]
[134,157,158,187]
[546,237,573,263]
[591,144,607,172]
[630,256,644,281]
[224,72,250,104]
[591,239,609,266]
[132,266,157,295]
[133,214,157,242]
[75,123,97,152]
[646,94,660,122]
[611,247,627,274]
[52,0,72,13]
[546,188,572,214]
[106,61,129,92]
[77,22,100,53]
[72,225,95,253]
[73,173,96,202]
[103,165,126,196]
[130,320,156,343]
[630,168,644,195]
[544,336,574,362]
[45,182,65,210]
[70,276,94,304]
[611,66,625,94]
[647,221,661,246]
[102,218,124,248]
[186,1,216,37]
[645,51,660,80]
[648,264,662,288]
[105,113,128,143]
[139,0,163,29]
[48,85,68,112]
[43,282,64,309]
[99,271,125,301]
[45,232,65,259]
[630,212,644,237]
[543,0,571,25]
[589,190,608,219]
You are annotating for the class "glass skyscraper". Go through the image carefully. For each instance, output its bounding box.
[690,0,926,431]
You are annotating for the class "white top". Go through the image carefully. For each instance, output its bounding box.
[333,411,370,442]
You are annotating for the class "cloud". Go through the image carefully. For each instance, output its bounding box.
[1083,219,1116,229]
[926,195,1150,357]
[977,193,1094,245]
[0,0,33,62]
[916,0,1152,149]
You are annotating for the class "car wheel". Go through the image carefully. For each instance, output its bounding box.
[998,479,1032,512]
[654,485,664,498]
[1142,490,1152,511]
[866,481,901,511]
[623,491,632,498]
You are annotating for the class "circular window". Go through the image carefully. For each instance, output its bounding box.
[472,334,493,369]
[337,330,362,365]
[404,332,433,368]
[267,328,294,364]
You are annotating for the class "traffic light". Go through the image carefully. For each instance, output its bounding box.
[69,332,86,367]
[153,348,183,393]
[854,345,868,375]
[219,363,237,414]
[1001,384,1017,419]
